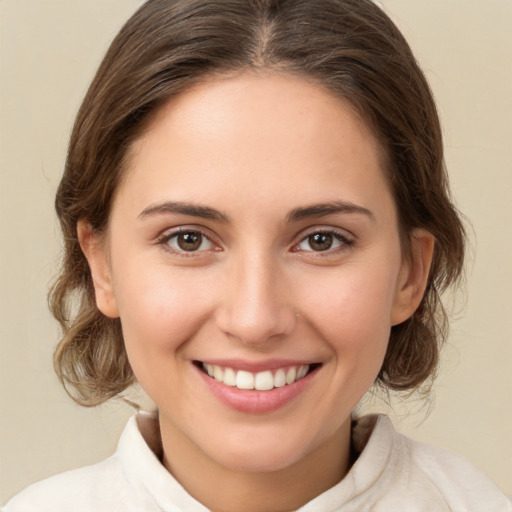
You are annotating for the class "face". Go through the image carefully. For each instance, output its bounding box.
[81,73,431,479]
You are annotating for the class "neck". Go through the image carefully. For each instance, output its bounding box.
[159,417,352,512]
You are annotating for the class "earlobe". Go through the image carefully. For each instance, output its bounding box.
[391,229,435,326]
[77,220,119,319]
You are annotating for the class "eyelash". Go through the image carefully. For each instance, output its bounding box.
[156,227,218,257]
[292,229,354,255]
[156,227,354,257]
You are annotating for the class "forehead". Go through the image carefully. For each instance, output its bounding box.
[133,71,380,161]
[118,72,393,221]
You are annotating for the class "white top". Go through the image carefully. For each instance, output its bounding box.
[3,412,510,512]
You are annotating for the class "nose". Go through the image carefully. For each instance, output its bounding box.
[215,250,296,346]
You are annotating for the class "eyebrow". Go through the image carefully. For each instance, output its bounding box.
[138,199,374,224]
[287,201,374,222]
[138,201,229,222]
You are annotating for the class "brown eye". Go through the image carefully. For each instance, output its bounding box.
[294,230,351,254]
[164,230,214,253]
[177,232,203,251]
[308,233,333,251]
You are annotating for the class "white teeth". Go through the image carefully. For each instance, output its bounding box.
[297,365,308,379]
[223,367,236,387]
[285,367,296,385]
[236,370,254,390]
[213,365,223,382]
[274,368,286,388]
[254,371,274,391]
[201,363,312,391]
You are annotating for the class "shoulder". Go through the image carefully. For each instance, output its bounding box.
[347,415,511,511]
[405,435,511,511]
[375,416,511,511]
[2,411,205,512]
[2,454,132,512]
[1,413,154,512]
[2,411,181,512]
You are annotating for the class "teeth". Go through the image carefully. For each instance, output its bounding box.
[274,369,286,388]
[201,363,311,391]
[236,370,254,390]
[254,371,273,391]
[213,365,223,382]
[285,367,296,385]
[223,367,236,387]
[297,365,308,379]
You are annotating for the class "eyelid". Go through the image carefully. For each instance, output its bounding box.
[156,225,222,255]
[291,226,355,253]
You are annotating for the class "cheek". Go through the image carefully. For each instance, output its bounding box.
[112,266,213,355]
[303,271,395,415]
[112,269,215,406]
[299,262,398,357]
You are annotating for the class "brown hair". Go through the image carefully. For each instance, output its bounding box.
[50,0,465,406]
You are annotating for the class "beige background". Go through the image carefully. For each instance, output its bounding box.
[1,0,511,503]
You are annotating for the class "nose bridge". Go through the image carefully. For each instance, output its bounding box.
[217,245,295,345]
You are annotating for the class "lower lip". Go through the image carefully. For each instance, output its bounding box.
[195,365,319,414]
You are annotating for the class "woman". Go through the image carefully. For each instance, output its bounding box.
[3,0,510,510]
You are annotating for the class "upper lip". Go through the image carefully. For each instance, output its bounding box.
[195,358,320,373]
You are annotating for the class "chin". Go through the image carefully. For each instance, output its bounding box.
[199,422,331,474]
[213,444,307,473]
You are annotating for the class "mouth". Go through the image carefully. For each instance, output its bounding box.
[194,361,322,391]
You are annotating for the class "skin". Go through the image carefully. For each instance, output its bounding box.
[79,72,434,512]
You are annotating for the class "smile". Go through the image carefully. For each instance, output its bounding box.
[200,363,312,391]
[195,360,322,413]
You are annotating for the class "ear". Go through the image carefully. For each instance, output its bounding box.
[77,220,119,319]
[391,229,435,326]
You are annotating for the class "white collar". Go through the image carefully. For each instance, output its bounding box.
[116,411,396,512]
